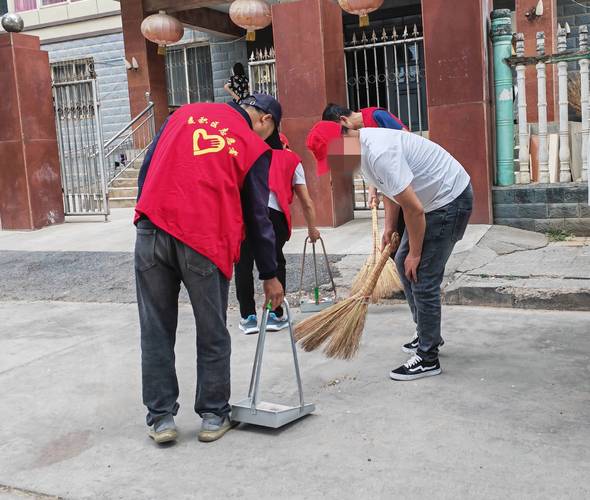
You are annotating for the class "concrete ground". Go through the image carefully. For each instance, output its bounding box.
[0,302,589,499]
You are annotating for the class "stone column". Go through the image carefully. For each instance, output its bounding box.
[422,0,494,224]
[515,0,558,123]
[120,0,169,128]
[272,0,353,227]
[0,33,64,230]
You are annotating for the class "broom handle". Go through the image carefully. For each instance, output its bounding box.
[360,233,400,298]
[371,204,379,264]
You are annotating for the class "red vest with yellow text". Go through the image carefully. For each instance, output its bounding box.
[269,149,301,236]
[361,107,408,130]
[135,103,270,279]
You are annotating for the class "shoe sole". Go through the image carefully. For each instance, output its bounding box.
[401,341,445,354]
[389,368,442,381]
[148,429,178,444]
[266,324,288,332]
[198,421,238,443]
[239,326,259,335]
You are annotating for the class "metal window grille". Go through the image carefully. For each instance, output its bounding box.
[344,25,427,133]
[248,48,277,97]
[165,44,214,106]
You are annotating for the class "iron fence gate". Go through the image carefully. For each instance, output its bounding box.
[344,25,428,209]
[248,48,277,97]
[51,58,109,217]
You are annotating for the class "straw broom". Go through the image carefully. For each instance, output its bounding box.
[350,206,403,301]
[294,233,401,360]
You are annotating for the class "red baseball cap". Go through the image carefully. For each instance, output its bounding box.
[279,132,290,148]
[306,121,342,176]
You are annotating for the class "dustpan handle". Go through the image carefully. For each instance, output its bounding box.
[316,236,337,301]
[248,301,307,412]
[284,300,305,409]
[297,237,310,305]
[248,303,271,411]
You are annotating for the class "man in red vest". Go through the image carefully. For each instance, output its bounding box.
[322,103,408,132]
[235,132,320,334]
[134,94,284,444]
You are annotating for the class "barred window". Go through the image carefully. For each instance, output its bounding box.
[165,44,214,106]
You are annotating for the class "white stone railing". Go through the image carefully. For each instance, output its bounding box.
[508,25,589,185]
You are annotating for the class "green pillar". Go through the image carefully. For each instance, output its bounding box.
[491,9,515,186]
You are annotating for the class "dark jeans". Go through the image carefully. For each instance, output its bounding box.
[235,208,289,318]
[135,218,231,425]
[394,184,473,362]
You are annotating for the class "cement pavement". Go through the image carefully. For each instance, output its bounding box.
[0,301,589,499]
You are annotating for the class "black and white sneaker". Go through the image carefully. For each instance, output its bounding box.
[402,334,445,354]
[389,354,442,381]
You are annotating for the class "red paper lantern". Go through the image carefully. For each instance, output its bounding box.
[229,0,272,41]
[338,0,384,27]
[141,11,184,55]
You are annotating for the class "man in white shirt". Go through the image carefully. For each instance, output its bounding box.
[307,121,473,381]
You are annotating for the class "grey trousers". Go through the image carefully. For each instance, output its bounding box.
[135,218,231,426]
[394,185,473,362]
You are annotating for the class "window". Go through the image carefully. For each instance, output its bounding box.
[14,0,37,11]
[50,57,95,84]
[0,0,7,15]
[13,0,82,12]
[165,44,214,106]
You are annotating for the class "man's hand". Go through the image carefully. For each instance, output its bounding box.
[404,254,421,283]
[381,229,394,252]
[263,277,284,310]
[369,186,380,208]
[308,226,320,243]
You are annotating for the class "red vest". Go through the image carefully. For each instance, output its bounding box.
[269,149,301,236]
[361,107,408,130]
[135,103,270,279]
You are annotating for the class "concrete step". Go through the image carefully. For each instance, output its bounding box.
[109,197,136,209]
[443,275,590,311]
[109,187,138,199]
[110,178,138,188]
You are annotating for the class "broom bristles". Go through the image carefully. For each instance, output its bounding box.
[350,258,372,295]
[294,234,400,360]
[371,259,403,302]
[323,299,369,359]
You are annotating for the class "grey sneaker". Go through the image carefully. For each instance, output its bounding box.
[198,413,237,443]
[148,414,177,444]
[266,312,289,332]
[402,334,445,354]
[239,315,259,335]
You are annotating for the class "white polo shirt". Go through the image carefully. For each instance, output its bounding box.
[268,163,306,212]
[359,128,471,213]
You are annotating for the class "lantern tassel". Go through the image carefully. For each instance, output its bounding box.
[246,30,256,41]
[359,14,369,27]
[157,45,166,56]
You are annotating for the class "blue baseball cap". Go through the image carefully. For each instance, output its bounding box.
[241,93,282,128]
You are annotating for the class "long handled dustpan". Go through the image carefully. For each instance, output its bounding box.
[231,301,315,428]
[298,236,337,313]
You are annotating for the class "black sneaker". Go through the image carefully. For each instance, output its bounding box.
[389,354,442,381]
[402,334,445,354]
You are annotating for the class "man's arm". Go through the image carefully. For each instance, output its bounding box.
[373,110,406,130]
[242,152,284,308]
[137,118,169,201]
[383,186,425,283]
[242,152,277,279]
[294,184,320,242]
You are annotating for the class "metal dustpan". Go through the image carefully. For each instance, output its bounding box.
[231,301,315,428]
[298,236,337,313]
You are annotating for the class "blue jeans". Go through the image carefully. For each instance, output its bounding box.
[394,185,473,362]
[135,218,231,425]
